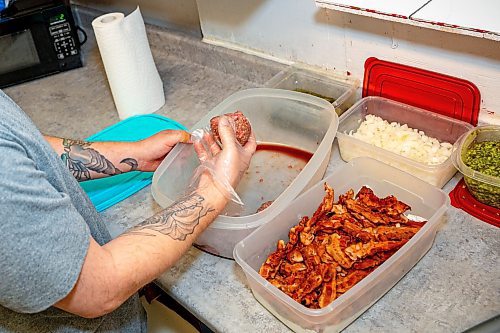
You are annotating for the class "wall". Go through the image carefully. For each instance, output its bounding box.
[197,0,500,124]
[72,0,201,36]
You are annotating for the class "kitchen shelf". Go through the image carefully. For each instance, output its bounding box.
[315,0,500,41]
[315,0,430,19]
[411,0,500,38]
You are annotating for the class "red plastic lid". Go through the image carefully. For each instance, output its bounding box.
[363,57,481,125]
[449,179,500,228]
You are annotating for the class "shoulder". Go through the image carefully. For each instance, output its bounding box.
[0,90,25,118]
[0,90,38,133]
[0,90,47,159]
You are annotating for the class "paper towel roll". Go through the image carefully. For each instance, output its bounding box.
[92,7,165,119]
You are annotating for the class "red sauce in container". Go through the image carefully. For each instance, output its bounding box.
[256,143,313,163]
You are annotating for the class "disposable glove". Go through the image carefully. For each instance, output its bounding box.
[191,116,256,205]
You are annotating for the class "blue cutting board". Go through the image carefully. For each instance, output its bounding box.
[80,114,187,212]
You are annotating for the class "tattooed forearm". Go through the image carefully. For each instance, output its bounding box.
[62,138,92,148]
[60,138,138,181]
[122,193,214,241]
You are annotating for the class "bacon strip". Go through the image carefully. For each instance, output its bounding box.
[259,184,425,309]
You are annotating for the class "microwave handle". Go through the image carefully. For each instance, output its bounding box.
[76,25,87,46]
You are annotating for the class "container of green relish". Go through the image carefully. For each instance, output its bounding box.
[452,125,500,208]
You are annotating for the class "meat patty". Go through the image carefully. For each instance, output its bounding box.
[210,111,251,146]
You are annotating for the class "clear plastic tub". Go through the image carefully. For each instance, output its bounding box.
[452,125,500,208]
[265,65,359,116]
[151,88,338,258]
[336,96,474,188]
[234,157,449,333]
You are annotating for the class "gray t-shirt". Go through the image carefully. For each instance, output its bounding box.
[0,91,146,333]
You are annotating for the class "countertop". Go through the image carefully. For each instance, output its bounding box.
[4,8,499,333]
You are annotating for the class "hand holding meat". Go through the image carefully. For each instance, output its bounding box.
[210,111,252,146]
[193,115,256,203]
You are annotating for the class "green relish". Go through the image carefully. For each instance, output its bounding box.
[463,140,500,208]
[464,141,500,177]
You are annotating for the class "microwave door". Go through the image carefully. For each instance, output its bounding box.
[0,29,41,76]
[0,25,56,88]
[0,17,59,89]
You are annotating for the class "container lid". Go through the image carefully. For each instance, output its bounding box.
[449,178,500,228]
[80,114,187,212]
[363,57,481,125]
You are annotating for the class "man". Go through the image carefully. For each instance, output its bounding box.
[0,90,256,332]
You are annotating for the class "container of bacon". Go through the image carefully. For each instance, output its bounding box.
[234,157,449,332]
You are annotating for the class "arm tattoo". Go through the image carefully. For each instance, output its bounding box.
[122,193,214,241]
[60,138,138,181]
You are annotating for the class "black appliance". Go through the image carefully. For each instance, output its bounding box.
[0,0,83,88]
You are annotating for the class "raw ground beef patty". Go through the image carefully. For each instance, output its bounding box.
[210,111,251,146]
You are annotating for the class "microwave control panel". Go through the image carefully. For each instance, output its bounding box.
[49,15,78,60]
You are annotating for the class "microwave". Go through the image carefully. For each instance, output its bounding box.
[0,0,83,88]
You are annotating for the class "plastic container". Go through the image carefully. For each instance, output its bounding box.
[152,88,339,258]
[452,125,500,209]
[336,96,474,188]
[234,157,450,333]
[265,65,359,116]
[363,57,481,126]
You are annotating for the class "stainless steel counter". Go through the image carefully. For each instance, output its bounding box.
[4,10,499,333]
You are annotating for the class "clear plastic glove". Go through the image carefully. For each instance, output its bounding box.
[190,116,256,205]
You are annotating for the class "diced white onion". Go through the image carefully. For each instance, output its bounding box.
[349,115,453,165]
